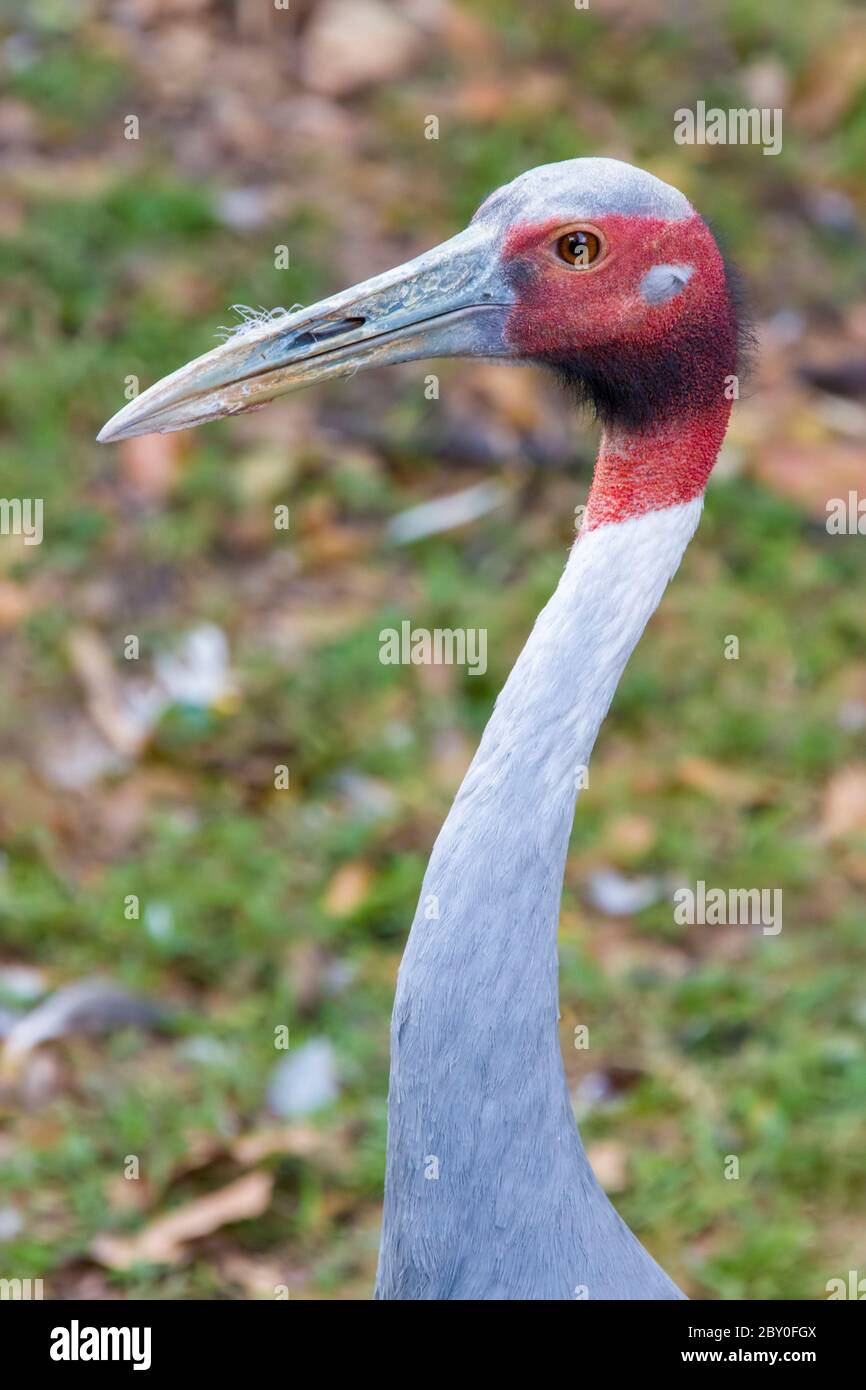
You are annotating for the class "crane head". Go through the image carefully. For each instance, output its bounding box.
[97,157,741,444]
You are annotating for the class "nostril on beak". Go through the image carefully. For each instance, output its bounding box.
[292,315,366,349]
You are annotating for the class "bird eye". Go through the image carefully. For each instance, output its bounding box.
[556,229,602,268]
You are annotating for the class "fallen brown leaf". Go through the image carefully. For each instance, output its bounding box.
[676,755,772,806]
[91,1171,273,1270]
[819,766,866,841]
[230,1123,350,1170]
[67,628,144,756]
[217,1251,292,1299]
[323,860,373,917]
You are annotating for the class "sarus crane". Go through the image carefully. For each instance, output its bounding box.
[99,158,746,1300]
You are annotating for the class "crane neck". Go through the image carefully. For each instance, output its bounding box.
[377,432,715,1294]
[585,397,733,531]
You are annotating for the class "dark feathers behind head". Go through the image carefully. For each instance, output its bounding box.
[541,248,755,433]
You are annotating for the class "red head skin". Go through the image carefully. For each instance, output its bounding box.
[501,213,738,531]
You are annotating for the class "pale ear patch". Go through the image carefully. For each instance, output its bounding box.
[639,263,694,304]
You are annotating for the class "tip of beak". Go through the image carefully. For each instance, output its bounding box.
[97,405,136,444]
[97,398,158,444]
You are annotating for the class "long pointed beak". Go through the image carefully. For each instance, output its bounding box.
[97,224,516,443]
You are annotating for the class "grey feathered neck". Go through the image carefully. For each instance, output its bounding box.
[376,498,702,1299]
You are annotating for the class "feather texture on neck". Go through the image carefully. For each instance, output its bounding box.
[376,494,704,1300]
